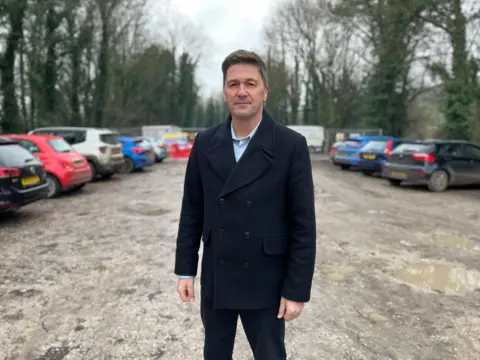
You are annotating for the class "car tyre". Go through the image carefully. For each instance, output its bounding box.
[427,170,449,192]
[340,164,350,170]
[121,158,136,173]
[46,174,62,198]
[363,171,374,176]
[388,179,402,187]
[88,161,98,180]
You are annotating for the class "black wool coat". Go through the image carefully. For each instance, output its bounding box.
[174,110,316,310]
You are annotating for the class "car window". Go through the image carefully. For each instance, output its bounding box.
[48,138,73,153]
[19,140,41,153]
[361,140,389,152]
[391,143,435,153]
[55,130,86,145]
[0,143,37,167]
[437,143,462,156]
[462,144,480,159]
[100,133,120,145]
[344,140,361,147]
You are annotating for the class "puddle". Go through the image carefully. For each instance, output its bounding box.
[394,263,480,294]
[433,234,477,250]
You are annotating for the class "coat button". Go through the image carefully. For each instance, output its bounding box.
[219,228,225,235]
[244,262,250,269]
[219,198,225,205]
[244,232,250,239]
[246,201,252,207]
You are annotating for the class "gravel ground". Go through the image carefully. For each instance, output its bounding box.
[0,158,479,360]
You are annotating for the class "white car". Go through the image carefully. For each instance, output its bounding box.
[28,127,125,179]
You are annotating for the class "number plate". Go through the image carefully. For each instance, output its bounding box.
[21,175,40,186]
[337,151,347,156]
[390,171,407,179]
[363,154,376,160]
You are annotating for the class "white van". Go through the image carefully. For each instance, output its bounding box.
[287,125,325,153]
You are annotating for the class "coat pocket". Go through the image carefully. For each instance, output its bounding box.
[262,233,289,255]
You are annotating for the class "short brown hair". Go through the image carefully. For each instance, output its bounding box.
[221,49,267,86]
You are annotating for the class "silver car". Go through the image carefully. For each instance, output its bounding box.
[143,137,168,163]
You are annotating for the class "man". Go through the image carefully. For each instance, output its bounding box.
[174,49,316,359]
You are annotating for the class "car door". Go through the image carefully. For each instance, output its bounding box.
[439,143,471,185]
[460,144,480,184]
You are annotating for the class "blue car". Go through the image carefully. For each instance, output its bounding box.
[117,136,149,173]
[357,138,415,176]
[333,135,393,170]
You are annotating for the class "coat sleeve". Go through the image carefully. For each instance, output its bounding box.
[282,135,316,302]
[174,134,204,277]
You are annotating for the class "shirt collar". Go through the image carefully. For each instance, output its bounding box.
[231,118,262,142]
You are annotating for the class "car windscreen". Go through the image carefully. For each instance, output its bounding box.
[100,133,120,145]
[0,144,37,167]
[391,143,435,154]
[361,140,389,152]
[344,139,362,147]
[48,138,73,153]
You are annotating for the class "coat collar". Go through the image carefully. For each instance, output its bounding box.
[206,109,275,198]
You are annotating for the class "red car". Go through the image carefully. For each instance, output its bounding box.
[329,141,345,162]
[3,134,92,198]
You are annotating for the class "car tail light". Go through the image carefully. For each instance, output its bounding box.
[384,140,393,156]
[99,146,107,153]
[413,152,435,162]
[131,147,145,153]
[0,168,21,179]
[157,144,164,149]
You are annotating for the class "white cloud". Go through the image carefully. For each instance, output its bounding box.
[151,0,275,97]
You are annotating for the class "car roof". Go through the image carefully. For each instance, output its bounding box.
[4,134,62,141]
[30,126,115,133]
[0,136,18,145]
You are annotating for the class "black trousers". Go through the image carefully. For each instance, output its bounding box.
[200,296,287,360]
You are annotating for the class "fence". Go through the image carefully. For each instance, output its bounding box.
[323,128,384,154]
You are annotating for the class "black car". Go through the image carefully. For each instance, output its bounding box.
[0,137,48,213]
[382,139,480,192]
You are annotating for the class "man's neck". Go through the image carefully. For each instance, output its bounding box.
[231,112,262,139]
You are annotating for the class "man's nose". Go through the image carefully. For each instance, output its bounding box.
[236,84,248,96]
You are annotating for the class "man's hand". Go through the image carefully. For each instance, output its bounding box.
[177,278,195,302]
[277,297,304,321]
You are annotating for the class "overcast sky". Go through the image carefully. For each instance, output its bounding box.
[151,0,276,97]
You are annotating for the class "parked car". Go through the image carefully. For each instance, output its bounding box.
[358,138,414,176]
[382,139,480,192]
[329,141,345,162]
[28,127,124,180]
[117,136,150,173]
[143,136,168,163]
[334,135,393,169]
[137,137,156,165]
[0,137,48,213]
[3,134,92,198]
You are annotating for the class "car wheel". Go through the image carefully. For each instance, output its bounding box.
[428,170,449,192]
[340,164,350,170]
[121,158,136,173]
[363,171,374,176]
[46,174,62,198]
[388,179,402,187]
[88,161,98,180]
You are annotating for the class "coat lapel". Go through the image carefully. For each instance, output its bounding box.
[218,110,275,198]
[205,121,236,182]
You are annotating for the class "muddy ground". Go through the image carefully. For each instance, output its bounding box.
[0,158,479,360]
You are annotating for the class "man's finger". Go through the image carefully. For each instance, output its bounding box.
[277,298,286,318]
[186,283,195,301]
[178,285,188,301]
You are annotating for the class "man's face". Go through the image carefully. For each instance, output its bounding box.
[223,63,268,120]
